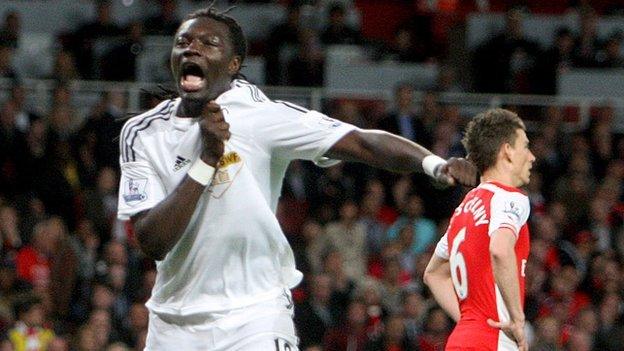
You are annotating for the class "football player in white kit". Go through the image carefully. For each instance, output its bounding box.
[117,6,477,351]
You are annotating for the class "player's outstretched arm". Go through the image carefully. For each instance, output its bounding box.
[488,228,528,351]
[423,254,460,322]
[130,102,228,261]
[325,129,478,187]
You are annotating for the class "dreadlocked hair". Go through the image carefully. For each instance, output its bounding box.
[186,3,247,79]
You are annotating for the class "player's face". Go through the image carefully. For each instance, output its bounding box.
[509,129,535,187]
[171,18,240,102]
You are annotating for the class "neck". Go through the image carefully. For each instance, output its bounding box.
[177,80,233,117]
[481,166,516,188]
[177,99,206,118]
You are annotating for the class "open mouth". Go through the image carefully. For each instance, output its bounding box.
[180,62,205,92]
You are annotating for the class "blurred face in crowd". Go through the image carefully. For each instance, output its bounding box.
[536,316,560,344]
[405,194,423,218]
[395,85,413,111]
[311,274,332,304]
[129,303,149,332]
[346,301,367,327]
[21,303,44,327]
[403,292,425,318]
[105,241,127,265]
[505,9,523,38]
[426,308,450,334]
[91,285,115,310]
[47,337,70,351]
[385,315,406,342]
[339,201,358,223]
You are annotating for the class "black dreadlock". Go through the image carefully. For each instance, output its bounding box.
[186,4,248,79]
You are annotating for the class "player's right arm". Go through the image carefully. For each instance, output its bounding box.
[424,254,460,322]
[423,233,461,322]
[126,102,228,261]
[487,228,527,351]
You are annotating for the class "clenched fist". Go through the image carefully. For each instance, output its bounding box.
[199,101,230,166]
[436,157,478,187]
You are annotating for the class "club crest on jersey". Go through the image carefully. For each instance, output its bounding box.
[123,178,147,204]
[208,151,243,198]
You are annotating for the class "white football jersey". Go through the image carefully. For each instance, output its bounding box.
[117,80,356,316]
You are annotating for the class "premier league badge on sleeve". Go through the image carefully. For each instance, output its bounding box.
[504,200,521,220]
[123,178,148,205]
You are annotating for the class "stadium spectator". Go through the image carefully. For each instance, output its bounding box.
[0,44,17,80]
[573,9,601,68]
[320,3,361,45]
[368,313,411,350]
[375,25,429,63]
[417,307,452,350]
[8,84,40,134]
[67,0,123,79]
[80,91,125,169]
[287,28,325,87]
[534,28,575,95]
[0,11,20,49]
[83,167,118,242]
[294,274,338,350]
[378,83,431,147]
[324,200,367,279]
[265,4,303,85]
[386,193,437,256]
[472,8,540,93]
[101,22,144,82]
[49,49,80,83]
[7,294,54,351]
[143,0,180,36]
[532,316,563,350]
[323,298,369,351]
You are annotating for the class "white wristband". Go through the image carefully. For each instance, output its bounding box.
[422,155,447,178]
[187,159,216,186]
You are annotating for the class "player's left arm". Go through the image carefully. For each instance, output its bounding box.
[326,129,478,187]
[423,254,461,322]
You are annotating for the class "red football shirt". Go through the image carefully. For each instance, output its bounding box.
[434,181,530,351]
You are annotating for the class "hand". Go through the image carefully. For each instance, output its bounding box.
[199,101,230,166]
[487,318,528,351]
[436,157,478,187]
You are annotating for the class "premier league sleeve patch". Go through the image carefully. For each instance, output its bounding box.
[503,200,522,221]
[123,178,148,205]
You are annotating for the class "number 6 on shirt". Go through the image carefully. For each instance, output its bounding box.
[450,227,468,300]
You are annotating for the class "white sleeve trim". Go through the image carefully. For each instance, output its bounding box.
[434,233,450,260]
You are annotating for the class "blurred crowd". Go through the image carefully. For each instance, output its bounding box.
[1,0,624,351]
[2,80,624,351]
[1,0,624,92]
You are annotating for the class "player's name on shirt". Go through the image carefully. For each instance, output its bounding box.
[455,196,489,226]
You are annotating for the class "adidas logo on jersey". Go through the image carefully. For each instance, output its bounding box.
[173,156,190,171]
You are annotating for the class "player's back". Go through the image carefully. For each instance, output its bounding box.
[444,181,530,351]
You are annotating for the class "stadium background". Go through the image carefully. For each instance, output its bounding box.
[1,0,624,350]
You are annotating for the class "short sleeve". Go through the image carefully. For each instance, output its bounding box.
[117,134,166,220]
[434,233,450,260]
[488,191,530,237]
[253,102,357,165]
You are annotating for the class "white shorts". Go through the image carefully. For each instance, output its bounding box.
[145,290,299,351]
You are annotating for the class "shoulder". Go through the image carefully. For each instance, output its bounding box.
[120,99,176,141]
[119,99,176,161]
[120,99,177,135]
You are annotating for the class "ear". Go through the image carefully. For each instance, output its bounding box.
[501,142,514,163]
[228,56,241,76]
